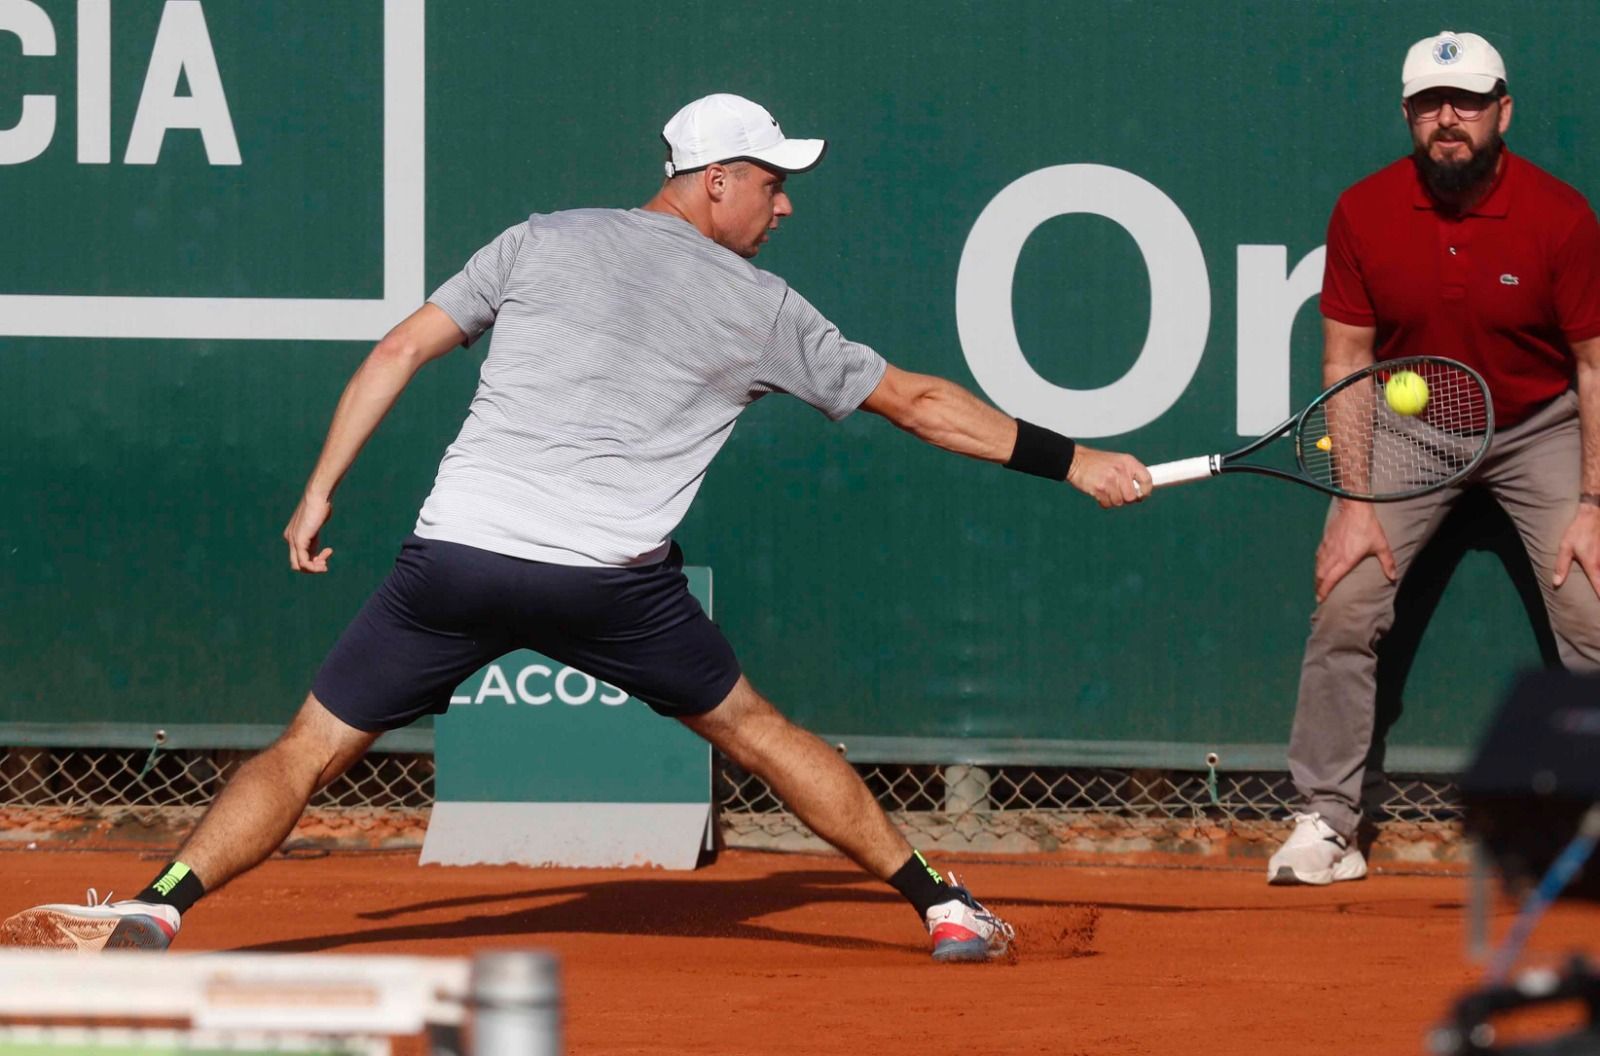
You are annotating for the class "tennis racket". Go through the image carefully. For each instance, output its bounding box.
[1148,356,1493,501]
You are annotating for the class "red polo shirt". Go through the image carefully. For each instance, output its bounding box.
[1321,150,1600,426]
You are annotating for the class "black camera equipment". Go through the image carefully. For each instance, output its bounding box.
[1430,670,1600,1056]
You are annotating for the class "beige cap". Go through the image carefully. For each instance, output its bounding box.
[1402,31,1506,98]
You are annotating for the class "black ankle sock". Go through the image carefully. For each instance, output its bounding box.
[136,861,206,915]
[888,850,949,916]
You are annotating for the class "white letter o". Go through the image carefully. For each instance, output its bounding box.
[955,164,1210,438]
[556,667,597,705]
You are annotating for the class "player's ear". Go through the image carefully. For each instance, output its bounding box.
[704,164,730,203]
[1497,93,1513,135]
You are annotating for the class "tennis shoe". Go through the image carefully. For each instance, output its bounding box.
[1267,813,1368,886]
[925,873,1014,963]
[0,889,179,951]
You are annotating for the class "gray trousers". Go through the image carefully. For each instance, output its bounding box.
[1289,389,1600,841]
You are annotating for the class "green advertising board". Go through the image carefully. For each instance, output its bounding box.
[420,568,714,869]
[4,1,1594,772]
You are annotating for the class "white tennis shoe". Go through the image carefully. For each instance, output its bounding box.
[0,889,180,951]
[1267,813,1368,886]
[925,873,1014,962]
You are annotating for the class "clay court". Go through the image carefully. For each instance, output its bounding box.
[4,846,1597,1055]
[11,7,1600,1056]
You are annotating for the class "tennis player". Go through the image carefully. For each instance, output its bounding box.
[1269,33,1600,885]
[2,93,1151,959]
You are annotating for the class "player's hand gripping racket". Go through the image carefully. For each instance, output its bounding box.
[1148,356,1493,501]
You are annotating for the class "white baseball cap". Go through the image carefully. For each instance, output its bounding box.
[661,94,826,178]
[1401,31,1507,98]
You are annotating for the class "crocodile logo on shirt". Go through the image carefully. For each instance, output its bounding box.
[1500,274,1520,286]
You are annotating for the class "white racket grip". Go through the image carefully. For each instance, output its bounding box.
[1148,455,1219,489]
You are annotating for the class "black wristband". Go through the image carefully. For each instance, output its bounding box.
[1005,419,1076,480]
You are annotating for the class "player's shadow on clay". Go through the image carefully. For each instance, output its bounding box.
[233,870,1083,956]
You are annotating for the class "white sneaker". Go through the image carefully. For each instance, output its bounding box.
[1267,813,1368,886]
[925,873,1015,963]
[0,889,180,951]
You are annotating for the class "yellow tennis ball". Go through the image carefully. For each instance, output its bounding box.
[1316,435,1332,452]
[1385,370,1429,416]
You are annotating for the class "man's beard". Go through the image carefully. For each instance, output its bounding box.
[1412,130,1503,204]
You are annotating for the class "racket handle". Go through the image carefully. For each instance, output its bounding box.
[1148,455,1219,489]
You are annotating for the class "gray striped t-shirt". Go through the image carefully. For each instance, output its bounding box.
[416,208,887,566]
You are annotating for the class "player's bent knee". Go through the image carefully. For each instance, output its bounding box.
[271,693,380,787]
[679,678,790,764]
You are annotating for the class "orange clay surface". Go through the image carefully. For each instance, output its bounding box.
[3,847,1599,1056]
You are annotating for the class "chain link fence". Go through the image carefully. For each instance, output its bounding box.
[0,745,435,849]
[718,759,1464,861]
[0,745,1465,861]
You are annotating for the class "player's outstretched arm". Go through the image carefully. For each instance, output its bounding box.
[284,304,467,574]
[859,363,1150,508]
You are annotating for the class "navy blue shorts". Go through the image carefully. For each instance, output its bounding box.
[312,535,742,731]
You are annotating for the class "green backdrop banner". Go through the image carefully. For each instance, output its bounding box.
[4,1,1591,763]
[434,567,712,805]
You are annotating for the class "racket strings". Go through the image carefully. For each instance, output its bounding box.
[1297,362,1490,500]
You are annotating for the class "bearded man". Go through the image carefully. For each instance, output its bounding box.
[1267,31,1600,885]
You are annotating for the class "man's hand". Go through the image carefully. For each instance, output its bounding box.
[1315,500,1397,602]
[1553,503,1600,596]
[1066,445,1153,509]
[284,493,335,573]
[275,304,465,576]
